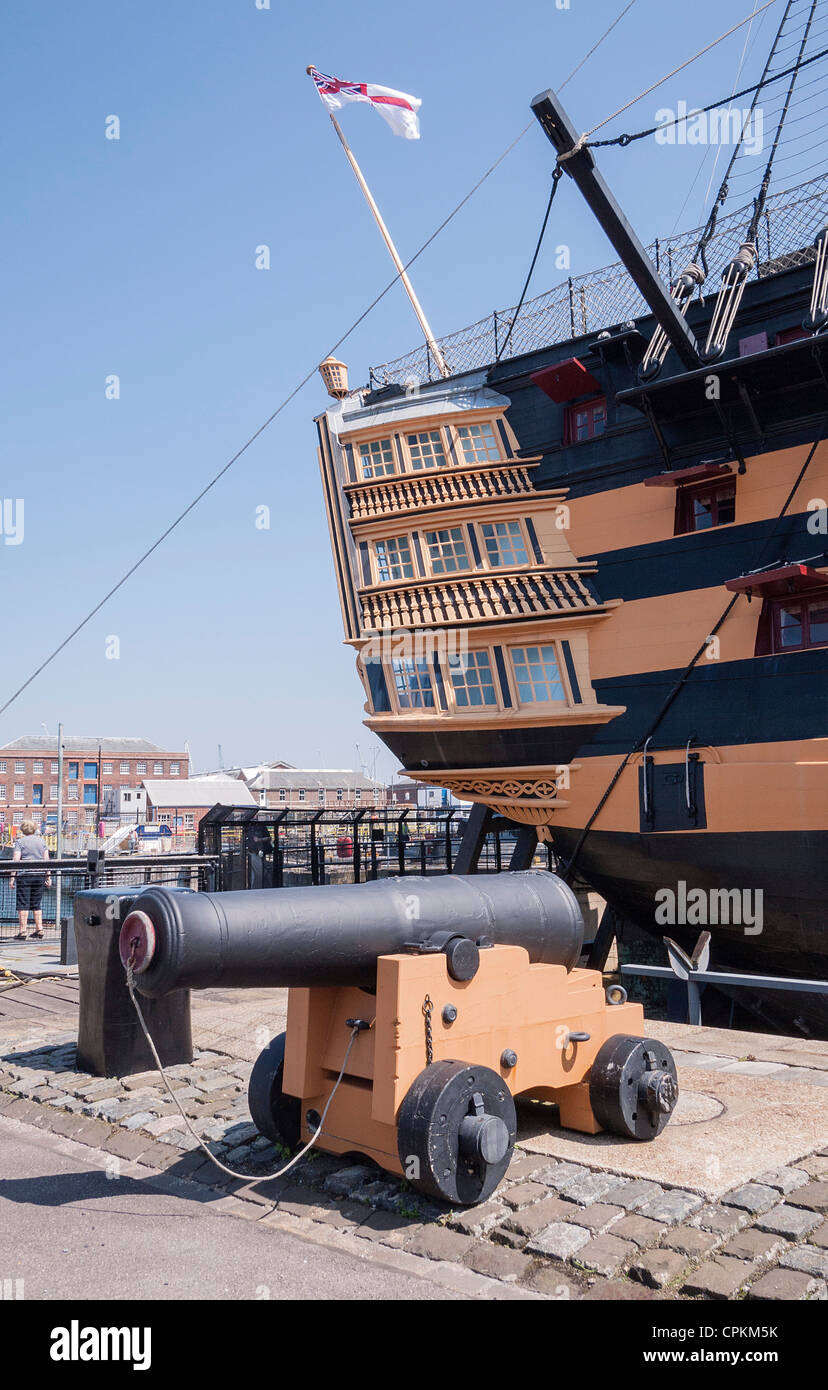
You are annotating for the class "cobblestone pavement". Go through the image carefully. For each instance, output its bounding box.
[1,979,827,1302]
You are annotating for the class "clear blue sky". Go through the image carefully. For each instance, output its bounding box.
[0,0,790,778]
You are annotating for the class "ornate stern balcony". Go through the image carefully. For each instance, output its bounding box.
[345,461,542,523]
[358,566,603,631]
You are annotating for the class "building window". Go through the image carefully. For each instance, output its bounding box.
[359,437,396,479]
[407,429,447,470]
[33,760,43,774]
[170,762,180,776]
[67,811,78,826]
[120,761,130,774]
[278,789,286,802]
[13,812,23,825]
[67,762,78,780]
[510,645,566,704]
[565,397,607,444]
[184,813,194,829]
[67,785,78,801]
[153,762,163,775]
[449,651,498,707]
[31,785,43,806]
[83,762,98,780]
[456,422,500,464]
[375,534,414,583]
[83,785,97,805]
[336,788,343,801]
[15,761,25,774]
[49,785,57,802]
[425,526,470,575]
[137,761,147,775]
[51,761,58,774]
[317,787,325,802]
[481,520,529,568]
[123,792,132,803]
[355,788,361,801]
[102,761,113,774]
[0,785,5,800]
[0,761,5,773]
[14,785,24,801]
[771,593,828,653]
[298,789,306,802]
[392,657,435,709]
[676,479,736,534]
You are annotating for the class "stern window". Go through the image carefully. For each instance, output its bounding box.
[449,651,498,708]
[510,645,567,704]
[407,430,447,470]
[457,422,500,463]
[359,437,396,479]
[481,520,529,568]
[425,526,470,574]
[375,535,414,582]
[391,657,435,710]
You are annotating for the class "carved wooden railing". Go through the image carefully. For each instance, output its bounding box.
[345,463,537,521]
[359,568,599,629]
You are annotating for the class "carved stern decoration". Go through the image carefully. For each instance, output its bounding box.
[315,372,625,834]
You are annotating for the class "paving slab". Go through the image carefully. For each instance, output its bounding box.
[517,1068,828,1198]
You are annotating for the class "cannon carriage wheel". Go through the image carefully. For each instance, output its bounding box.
[397,1060,516,1206]
[589,1034,679,1140]
[248,1032,302,1152]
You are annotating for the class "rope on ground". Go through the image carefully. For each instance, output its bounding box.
[125,954,362,1186]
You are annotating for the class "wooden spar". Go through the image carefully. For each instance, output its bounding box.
[531,88,702,372]
[325,109,450,379]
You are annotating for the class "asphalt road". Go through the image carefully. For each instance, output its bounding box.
[0,1117,460,1301]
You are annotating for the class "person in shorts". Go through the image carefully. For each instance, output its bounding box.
[10,820,52,939]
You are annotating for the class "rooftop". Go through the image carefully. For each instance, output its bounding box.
[0,735,183,755]
[247,768,385,792]
[142,777,256,808]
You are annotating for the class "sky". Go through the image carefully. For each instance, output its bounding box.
[0,0,805,779]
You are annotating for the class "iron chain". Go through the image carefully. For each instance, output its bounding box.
[422,994,434,1066]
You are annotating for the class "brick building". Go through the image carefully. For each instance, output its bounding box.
[0,735,188,837]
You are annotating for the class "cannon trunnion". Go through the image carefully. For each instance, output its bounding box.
[120,872,678,1206]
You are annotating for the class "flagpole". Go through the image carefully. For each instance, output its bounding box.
[312,77,449,379]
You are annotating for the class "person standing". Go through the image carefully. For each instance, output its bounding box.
[10,820,52,940]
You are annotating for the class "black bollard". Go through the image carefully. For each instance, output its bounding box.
[74,886,193,1077]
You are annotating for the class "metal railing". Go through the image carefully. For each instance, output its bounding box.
[200,806,554,890]
[368,173,828,388]
[0,855,219,942]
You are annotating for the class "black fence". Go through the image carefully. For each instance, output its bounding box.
[198,806,554,891]
[0,855,219,942]
[0,808,556,947]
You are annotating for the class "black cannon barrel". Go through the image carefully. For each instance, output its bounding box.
[120,871,584,997]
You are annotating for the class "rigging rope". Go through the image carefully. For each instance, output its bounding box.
[582,43,828,154]
[495,168,564,362]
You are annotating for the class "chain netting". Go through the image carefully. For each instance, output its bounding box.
[368,173,828,388]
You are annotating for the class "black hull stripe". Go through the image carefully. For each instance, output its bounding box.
[584,512,819,602]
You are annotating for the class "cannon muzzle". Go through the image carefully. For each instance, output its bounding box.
[119,871,583,997]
